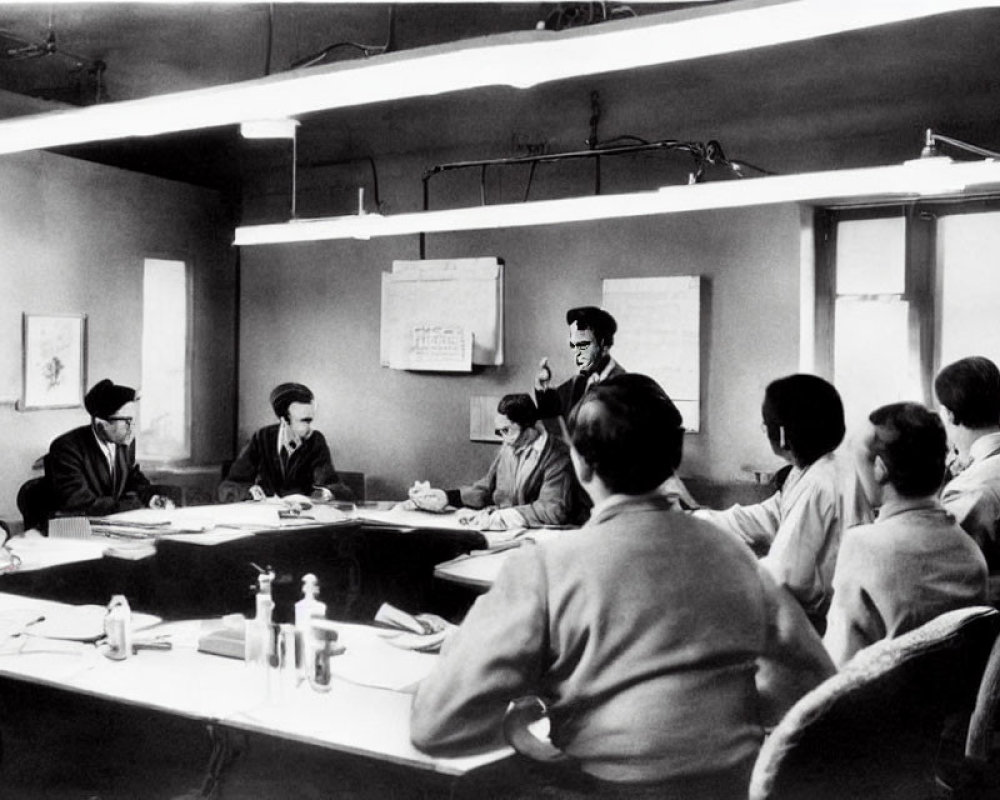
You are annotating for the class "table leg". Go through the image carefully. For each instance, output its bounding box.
[198,723,245,799]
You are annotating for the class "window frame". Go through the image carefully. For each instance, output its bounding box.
[814,196,1000,408]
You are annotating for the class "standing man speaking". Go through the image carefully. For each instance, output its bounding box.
[534,306,625,427]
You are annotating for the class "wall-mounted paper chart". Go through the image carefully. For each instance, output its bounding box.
[602,276,702,432]
[381,258,503,370]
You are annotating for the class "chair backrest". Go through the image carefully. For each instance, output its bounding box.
[749,606,1000,800]
[966,630,1000,764]
[16,475,52,533]
[338,470,365,503]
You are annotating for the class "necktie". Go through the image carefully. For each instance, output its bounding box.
[569,374,589,410]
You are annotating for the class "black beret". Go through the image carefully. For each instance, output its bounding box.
[270,382,314,418]
[84,379,137,420]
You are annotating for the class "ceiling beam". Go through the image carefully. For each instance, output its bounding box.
[0,0,994,156]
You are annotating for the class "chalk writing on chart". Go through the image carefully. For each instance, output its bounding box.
[397,326,473,372]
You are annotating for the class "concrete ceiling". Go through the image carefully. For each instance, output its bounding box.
[1,2,998,196]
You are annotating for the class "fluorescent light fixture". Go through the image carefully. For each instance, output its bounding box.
[233,158,1000,246]
[0,0,995,154]
[239,119,299,139]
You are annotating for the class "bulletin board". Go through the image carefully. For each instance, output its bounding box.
[380,258,504,370]
[602,276,702,432]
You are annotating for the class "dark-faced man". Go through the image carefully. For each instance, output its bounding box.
[412,374,833,798]
[534,306,625,427]
[46,379,172,517]
[219,382,353,502]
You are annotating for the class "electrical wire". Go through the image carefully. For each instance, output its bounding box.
[264,3,274,77]
[288,5,393,70]
[422,135,775,230]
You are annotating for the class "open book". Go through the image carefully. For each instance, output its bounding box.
[476,526,573,553]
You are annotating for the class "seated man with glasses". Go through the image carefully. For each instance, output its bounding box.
[45,378,173,519]
[407,393,577,530]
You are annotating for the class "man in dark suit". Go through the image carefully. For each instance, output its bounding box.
[534,306,626,429]
[45,379,171,518]
[218,382,353,502]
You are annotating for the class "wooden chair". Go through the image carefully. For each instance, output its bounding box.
[750,606,1000,800]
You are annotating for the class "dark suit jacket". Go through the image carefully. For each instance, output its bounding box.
[535,360,627,520]
[535,359,628,425]
[219,424,353,501]
[46,425,152,516]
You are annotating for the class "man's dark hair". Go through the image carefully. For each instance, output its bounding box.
[762,374,845,466]
[568,373,683,494]
[497,393,538,428]
[934,356,1000,429]
[566,306,617,347]
[868,402,947,497]
[270,382,314,420]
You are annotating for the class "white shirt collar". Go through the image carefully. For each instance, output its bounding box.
[277,419,302,457]
[92,425,116,468]
[969,431,1000,464]
[587,356,617,386]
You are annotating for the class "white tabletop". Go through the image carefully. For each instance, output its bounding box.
[433,549,515,589]
[0,592,511,776]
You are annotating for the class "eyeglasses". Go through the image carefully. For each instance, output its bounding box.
[107,416,134,427]
[569,340,594,351]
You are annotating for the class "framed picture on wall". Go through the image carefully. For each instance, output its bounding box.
[20,313,88,410]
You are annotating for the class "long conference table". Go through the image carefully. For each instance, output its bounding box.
[2,500,491,622]
[0,501,518,797]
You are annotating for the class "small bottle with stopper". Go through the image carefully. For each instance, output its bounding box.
[245,564,276,690]
[104,595,133,661]
[294,573,327,684]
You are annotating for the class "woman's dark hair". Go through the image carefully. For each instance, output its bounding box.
[497,393,539,428]
[762,374,845,466]
[569,373,683,494]
[868,402,947,498]
[934,356,1000,429]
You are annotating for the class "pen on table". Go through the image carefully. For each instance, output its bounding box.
[132,641,173,653]
[9,616,46,639]
[463,541,524,558]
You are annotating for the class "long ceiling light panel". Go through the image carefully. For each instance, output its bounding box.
[233,158,1000,245]
[0,0,996,154]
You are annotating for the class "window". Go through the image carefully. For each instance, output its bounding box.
[138,258,190,461]
[816,200,1000,426]
[938,211,1000,366]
